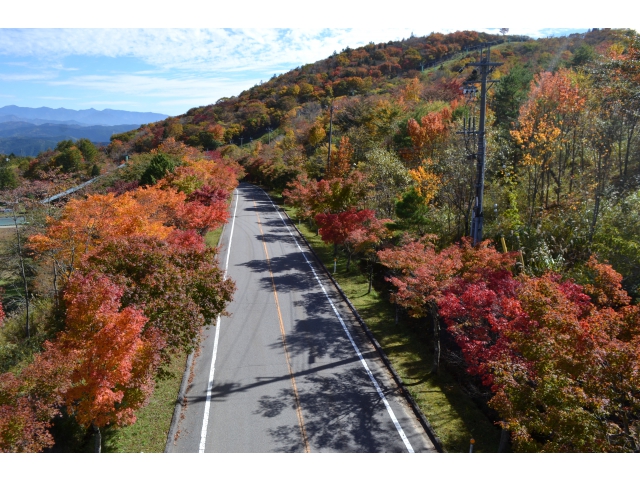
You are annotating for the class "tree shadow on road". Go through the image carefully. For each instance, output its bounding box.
[254,367,407,452]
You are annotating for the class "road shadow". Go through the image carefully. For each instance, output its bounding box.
[254,366,407,452]
[238,251,314,288]
[255,231,299,246]
[186,357,361,405]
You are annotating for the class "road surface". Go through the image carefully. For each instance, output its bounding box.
[167,182,436,453]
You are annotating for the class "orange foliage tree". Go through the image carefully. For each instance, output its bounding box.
[28,187,181,286]
[406,105,453,167]
[42,273,162,452]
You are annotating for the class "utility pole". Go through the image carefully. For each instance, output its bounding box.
[458,44,502,246]
[326,100,334,174]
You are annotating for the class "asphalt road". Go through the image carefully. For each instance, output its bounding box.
[168,182,436,453]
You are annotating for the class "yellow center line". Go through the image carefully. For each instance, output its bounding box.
[254,202,310,453]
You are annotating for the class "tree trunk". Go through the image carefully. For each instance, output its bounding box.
[589,193,601,243]
[623,121,636,185]
[431,305,440,375]
[544,166,550,209]
[13,212,29,339]
[498,428,510,453]
[93,424,101,453]
[53,261,59,309]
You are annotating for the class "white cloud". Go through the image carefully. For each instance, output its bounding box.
[47,72,256,102]
[0,28,545,75]
[0,72,56,81]
[0,29,344,72]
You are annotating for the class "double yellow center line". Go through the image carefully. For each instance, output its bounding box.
[254,202,310,453]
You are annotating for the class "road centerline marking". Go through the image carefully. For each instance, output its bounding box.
[198,189,239,453]
[258,187,415,453]
[254,200,310,453]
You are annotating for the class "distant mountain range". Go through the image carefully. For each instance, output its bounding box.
[0,122,142,157]
[0,105,170,156]
[0,105,168,126]
[0,115,87,126]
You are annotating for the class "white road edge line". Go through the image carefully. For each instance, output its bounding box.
[260,188,415,453]
[199,189,239,453]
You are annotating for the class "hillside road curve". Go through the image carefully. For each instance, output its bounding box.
[167,182,436,453]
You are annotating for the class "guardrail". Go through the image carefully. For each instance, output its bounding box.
[40,162,127,204]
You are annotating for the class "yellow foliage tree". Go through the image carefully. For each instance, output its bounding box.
[308,122,327,147]
[409,159,441,204]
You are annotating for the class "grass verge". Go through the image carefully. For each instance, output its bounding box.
[279,200,501,453]
[205,225,224,248]
[104,351,187,453]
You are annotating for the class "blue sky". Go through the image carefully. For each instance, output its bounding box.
[0,2,630,118]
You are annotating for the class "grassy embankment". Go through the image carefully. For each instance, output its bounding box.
[276,195,501,453]
[103,225,224,453]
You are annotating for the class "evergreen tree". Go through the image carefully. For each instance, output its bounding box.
[140,153,178,186]
[75,138,98,164]
[491,64,533,127]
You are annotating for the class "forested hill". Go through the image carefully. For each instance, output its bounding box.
[110,29,617,152]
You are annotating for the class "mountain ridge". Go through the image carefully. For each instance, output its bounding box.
[0,122,142,156]
[0,115,88,126]
[0,105,169,126]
